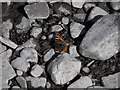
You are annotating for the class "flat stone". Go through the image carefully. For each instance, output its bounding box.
[24,2,49,19]
[0,42,6,53]
[0,19,13,38]
[0,36,18,49]
[68,76,92,88]
[30,27,42,38]
[47,53,81,85]
[1,49,16,88]
[16,76,27,88]
[44,49,55,62]
[87,6,108,21]
[11,57,30,72]
[72,0,85,8]
[62,17,69,25]
[79,14,119,60]
[109,0,120,11]
[101,72,120,88]
[31,64,44,77]
[20,47,38,63]
[51,25,63,32]
[26,76,46,88]
[70,22,84,38]
[69,45,79,57]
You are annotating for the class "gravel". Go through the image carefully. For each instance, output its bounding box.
[47,53,81,85]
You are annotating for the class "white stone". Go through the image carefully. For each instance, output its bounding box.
[12,86,20,88]
[26,76,46,88]
[16,70,23,76]
[51,25,63,32]
[1,49,16,88]
[0,36,18,49]
[87,6,108,21]
[70,22,84,38]
[84,3,95,12]
[11,57,30,72]
[87,86,106,90]
[47,53,81,85]
[62,17,69,25]
[30,27,42,38]
[41,36,46,40]
[102,72,120,88]
[16,76,27,88]
[44,49,55,62]
[24,2,49,19]
[68,76,92,88]
[82,67,90,73]
[20,47,38,63]
[72,0,85,8]
[79,14,119,60]
[31,64,44,77]
[0,42,6,53]
[69,45,79,57]
[110,1,120,11]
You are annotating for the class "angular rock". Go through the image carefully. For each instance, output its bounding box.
[47,53,81,85]
[11,57,30,72]
[69,45,79,57]
[110,1,120,11]
[0,36,18,49]
[44,49,55,62]
[0,42,6,53]
[30,27,42,38]
[26,76,46,88]
[20,47,38,63]
[79,14,119,60]
[24,2,49,19]
[70,22,84,38]
[72,0,85,8]
[1,49,16,88]
[87,6,108,21]
[101,72,120,88]
[62,17,69,25]
[51,25,63,32]
[68,76,92,88]
[16,76,27,88]
[30,64,44,77]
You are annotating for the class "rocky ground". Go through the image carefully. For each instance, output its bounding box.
[0,0,120,90]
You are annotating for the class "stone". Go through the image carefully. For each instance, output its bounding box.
[79,14,119,60]
[47,53,81,85]
[48,34,54,39]
[68,76,92,88]
[0,19,13,38]
[16,70,23,76]
[41,36,46,40]
[70,22,84,38]
[73,13,86,23]
[1,49,16,88]
[44,49,55,62]
[24,2,49,19]
[87,86,106,90]
[69,45,79,57]
[84,3,95,12]
[82,67,90,73]
[30,64,44,77]
[0,42,6,53]
[46,82,51,88]
[101,72,120,88]
[30,27,42,38]
[109,0,120,11]
[11,57,30,72]
[16,76,27,88]
[62,17,69,25]
[16,38,36,51]
[72,0,85,8]
[51,25,63,32]
[87,6,108,21]
[26,76,46,88]
[0,36,18,49]
[20,47,38,63]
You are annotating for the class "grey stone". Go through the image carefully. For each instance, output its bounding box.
[44,49,55,62]
[72,0,85,8]
[20,47,38,63]
[101,72,120,88]
[16,70,23,76]
[26,76,46,88]
[62,17,69,25]
[0,42,6,53]
[82,67,90,73]
[0,36,18,49]
[84,3,95,12]
[11,57,30,72]
[47,53,81,85]
[110,1,120,11]
[69,45,79,57]
[30,27,42,38]
[30,64,44,77]
[16,76,27,88]
[73,13,86,23]
[79,14,119,60]
[24,2,49,19]
[41,36,46,40]
[87,86,107,90]
[70,22,84,38]
[1,49,16,88]
[51,25,63,32]
[68,76,92,89]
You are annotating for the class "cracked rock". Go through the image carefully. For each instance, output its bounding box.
[79,14,119,60]
[16,76,27,88]
[47,53,81,85]
[20,47,38,63]
[68,76,93,89]
[30,64,44,77]
[24,2,50,19]
[72,0,85,8]
[70,22,84,38]
[101,72,120,88]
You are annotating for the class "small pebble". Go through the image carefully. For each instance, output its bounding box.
[62,17,69,25]
[16,70,23,76]
[30,27,42,38]
[41,36,46,40]
[51,25,63,32]
[82,67,90,73]
[46,82,51,88]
